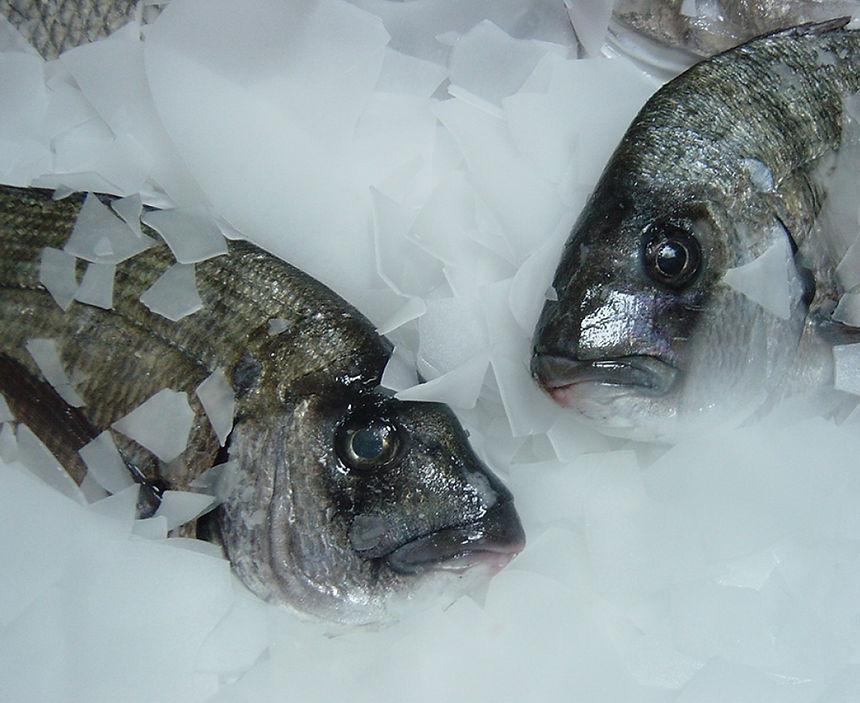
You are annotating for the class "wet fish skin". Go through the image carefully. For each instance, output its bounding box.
[0,0,156,59]
[0,185,524,624]
[532,20,860,441]
[608,0,859,72]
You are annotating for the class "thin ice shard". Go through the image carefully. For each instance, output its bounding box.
[0,394,12,423]
[110,193,143,236]
[39,247,78,311]
[154,490,217,531]
[111,388,195,463]
[24,338,84,407]
[78,431,135,494]
[723,235,796,320]
[140,207,228,264]
[74,262,115,309]
[833,344,860,396]
[64,193,153,263]
[195,370,235,447]
[139,263,203,321]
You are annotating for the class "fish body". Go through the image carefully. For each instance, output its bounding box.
[0,185,524,624]
[532,20,860,441]
[608,0,859,72]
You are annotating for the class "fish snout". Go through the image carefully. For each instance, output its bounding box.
[381,500,525,575]
[532,353,679,402]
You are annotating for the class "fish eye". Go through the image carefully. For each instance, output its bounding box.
[642,222,702,289]
[336,414,401,471]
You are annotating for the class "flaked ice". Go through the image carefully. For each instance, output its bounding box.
[195,369,234,447]
[78,431,135,495]
[154,490,217,531]
[39,246,78,311]
[723,234,797,320]
[111,388,194,463]
[141,206,228,264]
[834,343,860,396]
[64,192,152,264]
[139,263,203,321]
[74,261,115,309]
[25,337,84,407]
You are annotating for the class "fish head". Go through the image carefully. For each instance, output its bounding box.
[531,180,795,440]
[219,385,524,625]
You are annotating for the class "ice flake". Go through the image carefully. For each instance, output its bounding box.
[833,293,860,326]
[396,353,489,409]
[376,47,447,97]
[111,388,195,463]
[132,515,168,540]
[267,318,289,336]
[417,297,489,374]
[372,189,442,297]
[195,370,235,447]
[834,344,860,396]
[39,246,78,311]
[154,490,217,531]
[723,234,797,320]
[741,158,774,192]
[449,20,565,107]
[88,484,139,532]
[74,262,115,309]
[139,263,203,321]
[381,345,420,392]
[0,394,12,423]
[565,0,614,56]
[78,431,135,495]
[110,192,144,235]
[15,424,84,503]
[491,355,559,436]
[0,422,16,463]
[25,338,84,407]
[64,193,152,264]
[141,207,228,264]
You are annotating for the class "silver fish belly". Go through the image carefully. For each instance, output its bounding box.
[0,185,525,624]
[532,20,860,442]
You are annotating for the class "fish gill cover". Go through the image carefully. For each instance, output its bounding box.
[0,1,860,702]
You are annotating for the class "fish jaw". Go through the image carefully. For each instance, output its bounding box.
[378,499,525,576]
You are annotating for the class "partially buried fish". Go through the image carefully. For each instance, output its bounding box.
[532,19,860,442]
[607,0,859,73]
[0,185,525,625]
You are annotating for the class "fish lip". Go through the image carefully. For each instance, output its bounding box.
[532,354,679,397]
[382,500,526,576]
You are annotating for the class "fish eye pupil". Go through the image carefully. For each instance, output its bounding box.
[350,428,385,461]
[336,414,401,471]
[643,222,702,289]
[655,240,688,277]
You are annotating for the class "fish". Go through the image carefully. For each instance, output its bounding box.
[531,19,860,442]
[0,184,525,624]
[607,0,859,73]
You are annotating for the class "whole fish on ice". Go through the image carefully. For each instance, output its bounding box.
[0,185,525,624]
[606,0,859,72]
[532,20,860,442]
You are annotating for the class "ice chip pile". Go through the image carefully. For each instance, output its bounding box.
[2,2,860,702]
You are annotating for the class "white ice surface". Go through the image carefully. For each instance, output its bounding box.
[111,388,195,463]
[139,262,204,321]
[195,369,235,447]
[2,2,860,702]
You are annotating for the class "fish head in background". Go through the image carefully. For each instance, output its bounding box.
[532,21,859,441]
[532,175,755,440]
[217,358,524,625]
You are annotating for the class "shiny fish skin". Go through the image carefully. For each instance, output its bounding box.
[608,0,859,72]
[532,21,860,441]
[0,0,157,59]
[0,185,525,624]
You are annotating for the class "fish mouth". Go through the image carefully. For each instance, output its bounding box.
[383,500,525,576]
[532,354,679,402]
